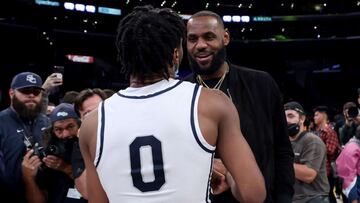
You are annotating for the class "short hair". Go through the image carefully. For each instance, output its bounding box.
[103,89,116,98]
[74,88,107,116]
[313,105,330,120]
[62,91,79,104]
[190,10,224,28]
[343,102,357,111]
[115,5,185,82]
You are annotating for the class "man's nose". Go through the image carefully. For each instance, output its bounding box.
[195,38,207,50]
[61,129,71,138]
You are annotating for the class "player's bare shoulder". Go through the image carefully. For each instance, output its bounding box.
[198,88,234,117]
[200,88,232,107]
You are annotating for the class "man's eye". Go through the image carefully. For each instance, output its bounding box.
[187,36,197,42]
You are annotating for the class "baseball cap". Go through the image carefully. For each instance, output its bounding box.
[10,72,44,90]
[50,103,79,123]
[284,101,305,115]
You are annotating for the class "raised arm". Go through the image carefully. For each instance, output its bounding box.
[79,109,109,203]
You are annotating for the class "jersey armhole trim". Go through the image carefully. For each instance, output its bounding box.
[190,84,215,153]
[95,101,105,167]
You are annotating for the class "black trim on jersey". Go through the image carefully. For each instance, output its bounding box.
[206,153,215,203]
[95,101,105,167]
[190,84,215,153]
[117,80,183,99]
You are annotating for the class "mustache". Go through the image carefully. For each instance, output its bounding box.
[188,46,227,76]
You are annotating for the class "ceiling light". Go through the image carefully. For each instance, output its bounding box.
[232,16,241,22]
[223,15,231,22]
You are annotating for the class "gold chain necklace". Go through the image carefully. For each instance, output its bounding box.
[196,67,229,90]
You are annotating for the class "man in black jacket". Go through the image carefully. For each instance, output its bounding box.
[184,10,295,203]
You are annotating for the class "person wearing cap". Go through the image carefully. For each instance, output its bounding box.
[0,72,50,203]
[21,103,87,203]
[284,101,329,203]
[313,106,340,203]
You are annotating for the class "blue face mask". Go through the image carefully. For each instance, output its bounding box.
[287,123,300,137]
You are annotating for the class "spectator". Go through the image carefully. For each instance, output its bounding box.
[184,10,294,203]
[285,101,329,203]
[0,72,50,202]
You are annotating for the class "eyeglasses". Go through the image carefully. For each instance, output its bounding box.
[17,88,42,96]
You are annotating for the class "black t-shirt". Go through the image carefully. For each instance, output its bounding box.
[37,168,87,203]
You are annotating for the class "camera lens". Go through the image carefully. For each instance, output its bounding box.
[348,106,359,118]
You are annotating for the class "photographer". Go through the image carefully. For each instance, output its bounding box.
[0,72,50,203]
[22,103,87,203]
[339,102,359,146]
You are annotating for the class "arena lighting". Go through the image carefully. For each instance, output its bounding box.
[75,4,85,12]
[241,16,250,22]
[85,5,96,13]
[223,15,232,22]
[98,7,121,16]
[253,16,272,22]
[223,15,250,23]
[35,0,60,6]
[179,14,191,20]
[232,16,241,22]
[66,54,94,63]
[64,2,74,10]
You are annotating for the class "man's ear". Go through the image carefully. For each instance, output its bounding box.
[172,48,180,65]
[9,89,14,99]
[300,114,306,124]
[224,28,230,46]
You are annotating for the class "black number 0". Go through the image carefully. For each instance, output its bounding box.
[129,135,165,192]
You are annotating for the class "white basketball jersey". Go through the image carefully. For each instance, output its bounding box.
[94,79,215,203]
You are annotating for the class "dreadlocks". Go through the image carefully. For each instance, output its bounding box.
[116,5,185,82]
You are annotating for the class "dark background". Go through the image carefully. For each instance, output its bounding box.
[1,0,359,114]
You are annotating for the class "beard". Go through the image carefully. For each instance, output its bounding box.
[188,46,227,76]
[12,95,42,121]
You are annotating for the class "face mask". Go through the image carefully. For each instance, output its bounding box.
[287,123,300,137]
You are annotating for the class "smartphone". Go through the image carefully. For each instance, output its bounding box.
[53,66,64,79]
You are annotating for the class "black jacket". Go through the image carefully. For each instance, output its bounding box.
[184,63,294,203]
[0,107,50,203]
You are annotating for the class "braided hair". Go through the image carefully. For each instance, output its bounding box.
[116,5,185,82]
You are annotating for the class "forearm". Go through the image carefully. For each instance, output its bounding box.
[294,163,316,183]
[226,171,265,203]
[23,178,46,203]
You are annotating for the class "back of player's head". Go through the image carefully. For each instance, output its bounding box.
[115,5,185,82]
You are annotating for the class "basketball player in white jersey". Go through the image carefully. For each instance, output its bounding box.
[79,5,266,203]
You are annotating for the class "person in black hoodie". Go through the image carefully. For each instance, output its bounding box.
[184,10,295,203]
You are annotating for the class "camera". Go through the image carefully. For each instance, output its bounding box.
[31,141,66,160]
[348,106,359,119]
[32,142,47,160]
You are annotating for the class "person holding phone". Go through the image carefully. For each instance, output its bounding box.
[41,67,64,114]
